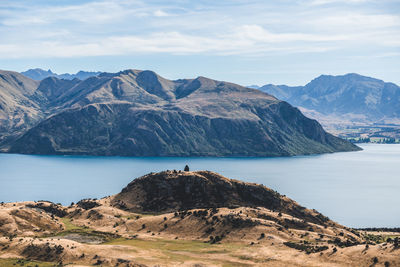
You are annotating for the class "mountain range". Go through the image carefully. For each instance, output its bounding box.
[258,73,400,126]
[0,69,358,156]
[21,68,101,81]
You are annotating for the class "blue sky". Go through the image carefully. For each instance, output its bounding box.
[0,0,399,86]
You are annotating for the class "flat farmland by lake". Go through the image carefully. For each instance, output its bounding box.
[0,144,399,228]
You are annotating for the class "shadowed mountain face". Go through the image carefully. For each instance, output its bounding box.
[21,68,101,81]
[259,73,400,123]
[1,68,359,156]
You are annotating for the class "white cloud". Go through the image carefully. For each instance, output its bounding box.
[0,1,147,26]
[235,25,351,43]
[309,0,371,5]
[310,13,400,30]
[0,0,398,59]
[153,9,169,17]
[0,26,345,59]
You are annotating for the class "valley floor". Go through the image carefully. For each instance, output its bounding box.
[322,123,400,143]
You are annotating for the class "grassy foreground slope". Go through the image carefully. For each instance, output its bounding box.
[0,171,398,266]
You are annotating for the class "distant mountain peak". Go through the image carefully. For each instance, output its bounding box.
[259,73,400,123]
[117,69,142,76]
[21,68,101,81]
[313,73,378,82]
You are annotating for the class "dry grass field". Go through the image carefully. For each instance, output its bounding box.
[1,171,399,266]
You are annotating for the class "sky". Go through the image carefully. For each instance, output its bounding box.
[0,0,399,86]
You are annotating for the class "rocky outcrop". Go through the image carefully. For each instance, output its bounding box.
[112,170,332,226]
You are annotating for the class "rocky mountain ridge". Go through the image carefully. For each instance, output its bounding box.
[0,68,359,156]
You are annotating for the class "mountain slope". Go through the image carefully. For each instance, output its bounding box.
[0,70,41,147]
[7,69,359,156]
[259,73,400,124]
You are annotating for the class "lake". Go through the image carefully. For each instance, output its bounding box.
[0,144,399,228]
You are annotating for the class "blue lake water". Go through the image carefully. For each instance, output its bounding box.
[0,144,399,228]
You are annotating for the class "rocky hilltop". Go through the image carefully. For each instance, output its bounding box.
[0,68,359,156]
[112,170,331,226]
[0,170,398,267]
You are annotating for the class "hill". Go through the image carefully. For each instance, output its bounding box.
[2,69,359,156]
[0,170,399,266]
[112,170,332,226]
